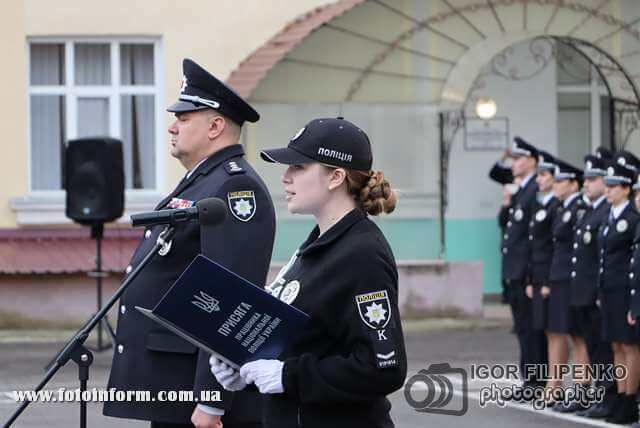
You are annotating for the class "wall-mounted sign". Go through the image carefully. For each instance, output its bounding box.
[464,118,509,151]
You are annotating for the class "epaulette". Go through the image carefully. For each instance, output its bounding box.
[224,160,246,175]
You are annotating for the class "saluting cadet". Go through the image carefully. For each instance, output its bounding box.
[598,152,640,424]
[524,150,558,375]
[499,137,545,393]
[103,59,276,428]
[543,159,585,406]
[488,150,519,304]
[209,117,407,428]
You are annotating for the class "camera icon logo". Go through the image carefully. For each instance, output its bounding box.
[404,363,468,416]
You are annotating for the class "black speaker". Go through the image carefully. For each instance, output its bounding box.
[65,138,124,225]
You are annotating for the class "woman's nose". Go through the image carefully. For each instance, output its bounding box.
[282,167,293,183]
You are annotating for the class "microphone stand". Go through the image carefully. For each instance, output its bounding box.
[2,225,177,428]
[90,223,116,351]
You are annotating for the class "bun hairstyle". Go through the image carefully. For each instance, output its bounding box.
[345,170,397,216]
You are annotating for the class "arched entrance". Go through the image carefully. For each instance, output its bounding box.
[228,0,640,294]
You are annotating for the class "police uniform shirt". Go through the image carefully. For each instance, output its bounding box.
[570,195,609,306]
[598,201,640,293]
[103,144,276,424]
[526,192,560,285]
[262,208,407,428]
[502,173,539,281]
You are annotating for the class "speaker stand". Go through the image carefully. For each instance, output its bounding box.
[89,223,116,351]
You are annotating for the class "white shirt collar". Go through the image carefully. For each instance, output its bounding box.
[563,192,581,208]
[186,156,209,180]
[611,200,629,220]
[541,192,554,206]
[520,173,534,189]
[592,195,606,210]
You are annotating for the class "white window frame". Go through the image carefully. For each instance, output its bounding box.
[556,65,608,153]
[14,36,165,225]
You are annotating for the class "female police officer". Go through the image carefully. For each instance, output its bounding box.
[599,153,640,424]
[544,159,585,405]
[209,117,407,428]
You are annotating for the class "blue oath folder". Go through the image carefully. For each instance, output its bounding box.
[136,254,309,369]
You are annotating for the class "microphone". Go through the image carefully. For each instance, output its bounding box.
[131,197,227,228]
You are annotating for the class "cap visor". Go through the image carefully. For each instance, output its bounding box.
[584,170,605,178]
[260,147,316,165]
[166,100,210,113]
[604,177,628,186]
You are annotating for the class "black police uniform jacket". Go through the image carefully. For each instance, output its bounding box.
[570,198,609,306]
[598,202,639,294]
[501,175,538,281]
[549,194,587,283]
[263,208,407,428]
[103,145,276,424]
[627,221,640,316]
[526,195,560,285]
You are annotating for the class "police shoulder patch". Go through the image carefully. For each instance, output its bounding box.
[356,290,398,369]
[227,190,256,222]
[356,290,391,329]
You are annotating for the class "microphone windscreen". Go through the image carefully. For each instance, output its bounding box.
[196,198,227,226]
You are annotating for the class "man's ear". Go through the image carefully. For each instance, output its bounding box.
[207,115,226,140]
[328,168,347,191]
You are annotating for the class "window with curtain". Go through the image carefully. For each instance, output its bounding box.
[28,40,158,191]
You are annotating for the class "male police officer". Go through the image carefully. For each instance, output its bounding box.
[103,59,276,428]
[488,148,517,304]
[560,149,615,415]
[500,137,546,393]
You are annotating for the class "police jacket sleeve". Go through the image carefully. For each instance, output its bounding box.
[498,205,509,229]
[280,245,407,405]
[192,175,276,409]
[630,222,640,317]
[489,162,513,185]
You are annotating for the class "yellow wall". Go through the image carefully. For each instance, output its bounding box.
[0,3,28,228]
[0,0,329,228]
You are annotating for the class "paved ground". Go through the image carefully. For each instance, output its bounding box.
[0,318,621,427]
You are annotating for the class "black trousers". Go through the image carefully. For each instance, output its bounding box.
[151,423,262,428]
[583,305,616,398]
[506,279,548,386]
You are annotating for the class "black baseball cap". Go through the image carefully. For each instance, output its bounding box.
[260,117,373,171]
[167,59,259,125]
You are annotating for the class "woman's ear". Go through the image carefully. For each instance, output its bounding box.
[328,168,347,191]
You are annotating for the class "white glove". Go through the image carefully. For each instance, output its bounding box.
[239,359,284,394]
[209,355,247,391]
